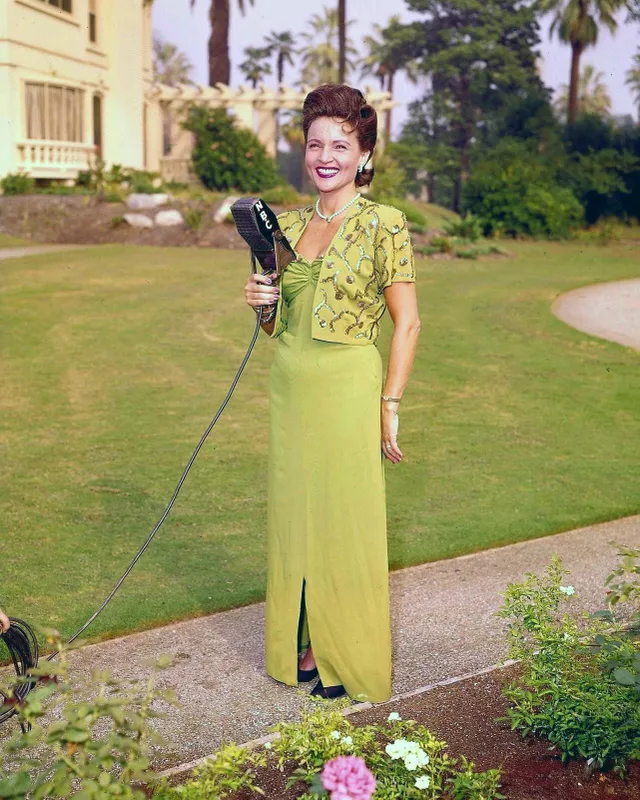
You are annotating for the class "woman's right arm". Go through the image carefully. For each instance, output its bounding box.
[244,270,279,335]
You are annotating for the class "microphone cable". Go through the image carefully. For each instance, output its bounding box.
[0,302,267,725]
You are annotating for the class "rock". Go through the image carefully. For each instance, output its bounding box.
[124,213,153,228]
[212,195,240,224]
[155,209,184,227]
[152,193,170,206]
[127,193,157,210]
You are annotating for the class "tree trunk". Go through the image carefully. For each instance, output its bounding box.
[208,0,230,86]
[568,40,583,126]
[338,0,346,83]
[385,71,395,142]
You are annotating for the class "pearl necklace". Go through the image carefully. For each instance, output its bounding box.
[315,192,361,223]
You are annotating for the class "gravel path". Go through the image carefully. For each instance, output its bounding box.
[552,278,640,350]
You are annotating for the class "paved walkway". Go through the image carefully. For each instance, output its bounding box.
[0,245,94,261]
[3,515,632,770]
[553,278,640,351]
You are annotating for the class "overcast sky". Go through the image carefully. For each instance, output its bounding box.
[152,0,639,136]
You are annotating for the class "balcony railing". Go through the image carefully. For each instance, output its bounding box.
[16,140,96,179]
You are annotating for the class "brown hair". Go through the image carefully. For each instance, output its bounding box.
[302,83,377,188]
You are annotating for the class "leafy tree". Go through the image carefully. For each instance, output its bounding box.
[184,107,280,191]
[360,16,419,141]
[626,50,640,120]
[300,6,357,86]
[540,0,625,125]
[396,0,546,211]
[189,0,255,87]
[152,33,194,86]
[555,64,612,119]
[239,46,272,88]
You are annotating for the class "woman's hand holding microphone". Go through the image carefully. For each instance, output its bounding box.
[244,270,279,322]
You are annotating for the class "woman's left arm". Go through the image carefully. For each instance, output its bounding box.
[381,282,421,464]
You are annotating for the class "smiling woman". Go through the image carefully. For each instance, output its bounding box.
[243,83,421,704]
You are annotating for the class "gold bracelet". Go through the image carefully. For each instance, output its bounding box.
[381,395,401,403]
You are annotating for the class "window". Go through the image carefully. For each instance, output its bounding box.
[39,0,73,12]
[25,83,84,142]
[88,0,97,42]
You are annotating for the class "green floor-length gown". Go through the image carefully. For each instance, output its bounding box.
[265,254,392,703]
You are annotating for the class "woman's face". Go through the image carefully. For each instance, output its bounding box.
[304,116,368,194]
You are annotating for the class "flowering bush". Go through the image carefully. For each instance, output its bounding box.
[320,755,376,800]
[495,550,640,778]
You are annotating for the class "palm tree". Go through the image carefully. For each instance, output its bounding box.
[626,50,640,120]
[338,0,346,83]
[239,46,272,88]
[360,16,418,141]
[541,0,624,125]
[264,31,296,87]
[152,33,194,86]
[300,7,357,87]
[555,63,612,118]
[189,0,255,87]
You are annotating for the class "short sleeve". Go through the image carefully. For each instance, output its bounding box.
[374,208,416,291]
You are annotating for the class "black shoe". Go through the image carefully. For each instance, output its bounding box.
[297,665,319,682]
[310,678,347,699]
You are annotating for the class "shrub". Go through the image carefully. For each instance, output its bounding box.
[155,698,505,800]
[443,213,483,242]
[111,215,126,228]
[368,152,408,206]
[184,106,280,193]
[495,552,640,778]
[184,207,205,231]
[260,183,303,206]
[465,139,584,238]
[1,171,34,196]
[128,170,157,194]
[0,629,176,798]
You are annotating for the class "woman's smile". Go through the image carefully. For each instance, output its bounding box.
[316,166,340,180]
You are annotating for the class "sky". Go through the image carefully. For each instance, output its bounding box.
[152,0,639,137]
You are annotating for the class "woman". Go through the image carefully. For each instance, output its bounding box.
[244,84,421,703]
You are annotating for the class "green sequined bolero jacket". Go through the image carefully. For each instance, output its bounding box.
[269,198,416,346]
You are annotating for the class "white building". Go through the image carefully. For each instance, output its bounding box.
[0,0,153,181]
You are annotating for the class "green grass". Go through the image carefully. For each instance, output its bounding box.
[1,241,638,644]
[0,234,31,248]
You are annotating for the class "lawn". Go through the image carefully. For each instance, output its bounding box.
[1,240,638,643]
[0,234,31,248]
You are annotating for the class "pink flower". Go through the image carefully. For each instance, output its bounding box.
[321,755,377,800]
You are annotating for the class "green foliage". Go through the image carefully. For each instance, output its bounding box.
[443,213,483,242]
[260,184,305,206]
[380,198,427,231]
[447,756,505,800]
[465,139,584,238]
[0,630,177,798]
[154,743,267,799]
[495,553,640,777]
[110,215,126,228]
[368,152,409,206]
[128,170,157,194]
[184,106,280,193]
[1,172,35,196]
[184,207,205,231]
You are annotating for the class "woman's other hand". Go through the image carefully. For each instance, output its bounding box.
[0,607,10,633]
[244,271,279,310]
[381,405,402,463]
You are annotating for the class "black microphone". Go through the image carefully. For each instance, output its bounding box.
[230,197,296,279]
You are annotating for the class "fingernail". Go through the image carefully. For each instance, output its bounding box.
[266,278,272,284]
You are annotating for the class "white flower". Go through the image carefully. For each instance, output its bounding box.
[264,741,272,749]
[415,775,431,789]
[330,731,341,740]
[342,735,353,746]
[387,712,401,721]
[559,585,575,596]
[385,739,411,759]
[405,753,420,771]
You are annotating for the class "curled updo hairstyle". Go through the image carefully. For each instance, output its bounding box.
[302,84,377,188]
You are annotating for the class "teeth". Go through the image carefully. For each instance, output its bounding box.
[318,168,339,174]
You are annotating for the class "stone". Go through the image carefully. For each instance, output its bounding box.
[152,193,170,206]
[212,195,240,224]
[124,213,153,228]
[155,209,184,227]
[127,193,158,210]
